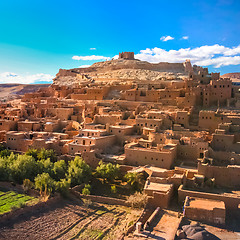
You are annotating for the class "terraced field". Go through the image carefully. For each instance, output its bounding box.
[0,197,141,240]
[0,189,36,215]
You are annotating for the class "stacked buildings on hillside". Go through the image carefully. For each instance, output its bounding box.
[1,52,240,225]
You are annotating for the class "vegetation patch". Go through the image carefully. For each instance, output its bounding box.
[0,189,36,215]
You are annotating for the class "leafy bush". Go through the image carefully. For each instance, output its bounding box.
[82,184,91,195]
[124,172,145,191]
[55,178,70,197]
[67,156,91,186]
[25,148,39,161]
[37,148,57,162]
[23,179,34,193]
[95,161,120,183]
[10,154,40,183]
[111,185,117,194]
[53,160,67,180]
[0,149,11,158]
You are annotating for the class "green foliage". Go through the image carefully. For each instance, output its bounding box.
[53,160,67,181]
[26,148,39,160]
[67,156,91,186]
[111,185,117,194]
[34,173,55,197]
[37,148,57,162]
[0,158,10,181]
[82,184,91,195]
[95,161,120,182]
[0,144,5,152]
[0,149,11,158]
[11,154,40,183]
[38,158,54,176]
[124,172,145,191]
[55,178,70,197]
[0,190,35,214]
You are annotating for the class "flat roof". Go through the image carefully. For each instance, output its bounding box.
[145,181,172,193]
[188,197,225,210]
[110,125,133,129]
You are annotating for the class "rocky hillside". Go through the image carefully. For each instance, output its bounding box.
[53,59,195,86]
[221,72,240,82]
[0,84,50,101]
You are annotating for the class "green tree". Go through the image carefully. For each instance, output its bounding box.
[67,156,91,186]
[10,154,40,183]
[82,184,91,195]
[0,149,11,158]
[37,148,57,162]
[55,178,70,197]
[53,160,67,181]
[26,148,39,161]
[0,157,10,181]
[38,158,54,176]
[124,172,145,191]
[95,161,120,182]
[34,173,55,198]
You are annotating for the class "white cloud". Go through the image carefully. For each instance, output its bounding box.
[160,36,174,42]
[78,65,91,68]
[0,72,53,84]
[90,48,96,50]
[72,55,110,61]
[135,44,240,68]
[182,36,189,40]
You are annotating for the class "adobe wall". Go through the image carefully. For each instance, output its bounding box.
[147,185,174,208]
[208,149,240,164]
[197,162,240,188]
[0,120,17,131]
[178,185,240,211]
[125,146,176,169]
[94,114,121,125]
[70,189,128,206]
[184,205,225,225]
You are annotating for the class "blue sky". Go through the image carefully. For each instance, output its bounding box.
[0,0,239,84]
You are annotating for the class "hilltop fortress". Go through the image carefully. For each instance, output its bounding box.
[1,52,240,228]
[54,52,207,86]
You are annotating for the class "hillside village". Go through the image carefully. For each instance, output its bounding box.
[1,52,240,239]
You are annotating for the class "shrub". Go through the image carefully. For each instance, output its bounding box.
[95,161,120,183]
[111,185,117,194]
[55,178,70,197]
[26,148,39,161]
[23,179,34,193]
[67,156,91,186]
[124,172,145,191]
[10,154,40,183]
[0,149,11,158]
[82,184,91,195]
[126,192,148,208]
[37,148,57,162]
[53,160,67,181]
